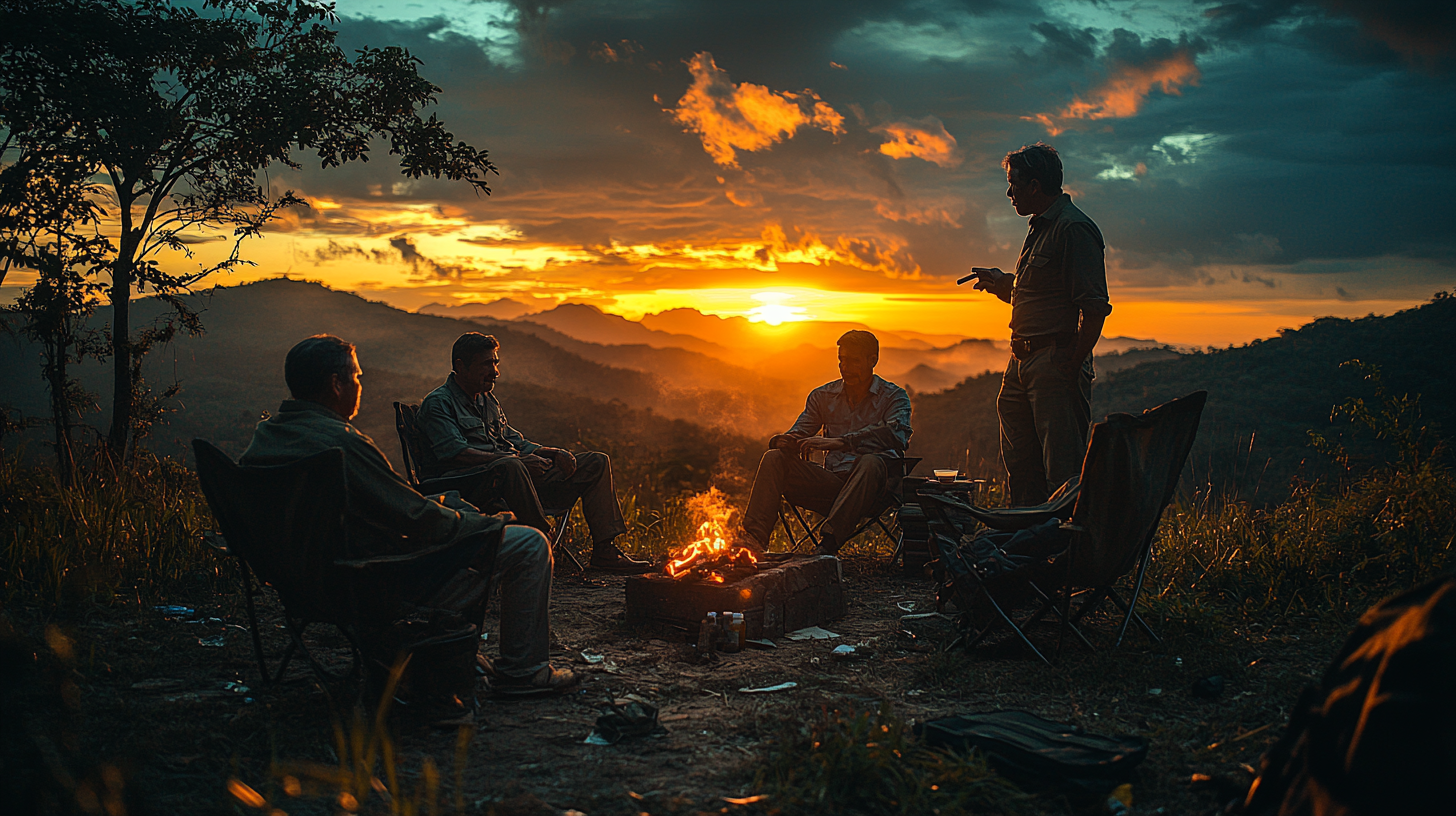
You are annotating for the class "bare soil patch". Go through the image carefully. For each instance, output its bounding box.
[5,557,1357,815]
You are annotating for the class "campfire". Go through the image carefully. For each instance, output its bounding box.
[664,488,758,583]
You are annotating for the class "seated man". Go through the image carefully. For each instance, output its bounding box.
[740,330,913,556]
[240,335,577,699]
[414,332,651,574]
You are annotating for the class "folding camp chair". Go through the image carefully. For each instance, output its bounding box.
[778,456,922,561]
[393,401,582,571]
[922,391,1207,664]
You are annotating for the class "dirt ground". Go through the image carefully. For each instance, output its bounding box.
[6,555,1356,816]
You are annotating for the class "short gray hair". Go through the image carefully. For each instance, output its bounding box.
[284,335,356,400]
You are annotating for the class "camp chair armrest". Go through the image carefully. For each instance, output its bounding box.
[1059,523,1085,533]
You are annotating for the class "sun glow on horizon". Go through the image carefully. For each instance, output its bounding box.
[745,291,810,326]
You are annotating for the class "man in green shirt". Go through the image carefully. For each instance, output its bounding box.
[972,143,1112,506]
[414,332,651,574]
[241,335,578,697]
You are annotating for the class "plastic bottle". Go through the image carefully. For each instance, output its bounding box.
[728,613,745,653]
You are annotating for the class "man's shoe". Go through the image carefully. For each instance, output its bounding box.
[589,543,655,574]
[491,665,581,698]
[813,534,839,558]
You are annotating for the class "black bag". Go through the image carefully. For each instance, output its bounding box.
[918,710,1148,792]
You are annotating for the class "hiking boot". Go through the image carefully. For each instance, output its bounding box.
[491,665,581,698]
[588,543,654,574]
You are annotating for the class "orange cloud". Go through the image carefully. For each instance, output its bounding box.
[668,52,845,167]
[871,116,961,167]
[1026,50,1201,135]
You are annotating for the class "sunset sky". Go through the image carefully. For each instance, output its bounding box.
[26,0,1456,346]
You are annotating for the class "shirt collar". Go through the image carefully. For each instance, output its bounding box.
[277,399,347,423]
[445,373,482,406]
[825,375,886,396]
[1029,192,1072,227]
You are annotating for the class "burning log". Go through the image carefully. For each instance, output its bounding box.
[627,488,845,639]
[664,488,758,583]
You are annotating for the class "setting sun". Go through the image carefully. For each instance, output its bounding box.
[745,291,809,326]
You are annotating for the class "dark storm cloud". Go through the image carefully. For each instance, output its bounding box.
[1017,22,1100,66]
[277,0,1455,299]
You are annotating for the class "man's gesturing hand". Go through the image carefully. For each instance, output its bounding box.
[971,267,1009,293]
[539,447,577,478]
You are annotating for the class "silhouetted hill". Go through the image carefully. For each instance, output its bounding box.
[419,298,539,321]
[518,303,732,360]
[0,280,762,482]
[909,295,1456,501]
[900,364,959,394]
[637,308,968,356]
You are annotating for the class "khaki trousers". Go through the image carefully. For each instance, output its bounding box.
[741,450,894,550]
[997,347,1094,507]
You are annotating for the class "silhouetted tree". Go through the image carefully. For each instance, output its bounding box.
[0,0,496,459]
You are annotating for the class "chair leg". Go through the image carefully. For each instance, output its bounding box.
[238,563,273,685]
[1114,542,1160,648]
[551,514,584,571]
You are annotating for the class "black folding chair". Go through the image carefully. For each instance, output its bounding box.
[923,392,1207,663]
[393,401,582,571]
[778,456,922,561]
[193,440,494,692]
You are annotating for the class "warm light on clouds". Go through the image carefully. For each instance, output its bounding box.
[1027,50,1201,136]
[872,116,962,167]
[668,52,846,167]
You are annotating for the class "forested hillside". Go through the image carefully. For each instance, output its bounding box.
[909,293,1456,501]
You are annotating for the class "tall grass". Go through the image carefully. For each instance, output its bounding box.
[0,448,224,605]
[1150,367,1454,623]
[1151,459,1454,622]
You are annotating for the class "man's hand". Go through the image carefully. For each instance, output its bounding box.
[518,453,552,476]
[800,436,847,452]
[971,267,1009,292]
[538,447,577,478]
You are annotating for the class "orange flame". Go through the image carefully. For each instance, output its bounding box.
[665,487,758,579]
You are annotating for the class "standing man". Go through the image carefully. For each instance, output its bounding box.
[739,330,912,556]
[971,143,1112,506]
[414,332,651,574]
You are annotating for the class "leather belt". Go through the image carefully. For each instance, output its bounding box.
[1010,332,1075,360]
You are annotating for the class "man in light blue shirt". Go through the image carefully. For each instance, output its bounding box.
[740,330,913,556]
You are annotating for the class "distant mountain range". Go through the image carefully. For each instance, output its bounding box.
[425,298,1174,397]
[10,278,1428,505]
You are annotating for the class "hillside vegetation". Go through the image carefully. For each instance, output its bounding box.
[909,293,1456,500]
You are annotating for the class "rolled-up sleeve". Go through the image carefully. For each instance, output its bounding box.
[417,396,470,462]
[1066,221,1112,318]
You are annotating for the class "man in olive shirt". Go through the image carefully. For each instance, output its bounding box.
[241,335,577,696]
[972,143,1112,506]
[414,332,650,574]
